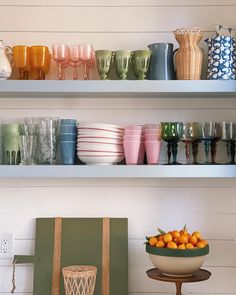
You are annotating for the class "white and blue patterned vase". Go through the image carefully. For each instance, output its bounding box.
[205,36,236,80]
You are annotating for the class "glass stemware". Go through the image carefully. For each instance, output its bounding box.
[161,122,183,164]
[69,45,80,80]
[52,44,69,80]
[180,122,202,164]
[95,50,113,80]
[132,50,151,80]
[79,44,95,80]
[201,122,222,164]
[114,50,132,80]
[221,121,236,164]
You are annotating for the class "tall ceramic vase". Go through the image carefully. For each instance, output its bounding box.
[173,28,204,80]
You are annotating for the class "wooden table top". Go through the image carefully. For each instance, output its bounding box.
[146,268,211,283]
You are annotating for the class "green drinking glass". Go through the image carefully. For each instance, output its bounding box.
[114,50,132,80]
[95,50,113,80]
[132,50,151,80]
[161,122,182,165]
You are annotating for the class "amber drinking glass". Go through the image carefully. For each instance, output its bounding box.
[13,46,30,79]
[30,46,50,80]
[52,44,69,80]
[179,122,202,164]
[161,122,183,164]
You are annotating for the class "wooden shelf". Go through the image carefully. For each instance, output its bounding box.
[0,80,236,98]
[0,165,235,178]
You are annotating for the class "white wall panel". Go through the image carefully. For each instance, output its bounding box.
[0,6,235,32]
[0,0,235,294]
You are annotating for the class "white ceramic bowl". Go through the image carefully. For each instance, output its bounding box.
[78,154,124,165]
[77,144,124,153]
[78,130,123,138]
[146,244,209,277]
[78,122,123,131]
[77,137,123,144]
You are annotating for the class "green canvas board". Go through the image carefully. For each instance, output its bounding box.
[14,217,128,295]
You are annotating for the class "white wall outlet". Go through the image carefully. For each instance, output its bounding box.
[0,233,14,258]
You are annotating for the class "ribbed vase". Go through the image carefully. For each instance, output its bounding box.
[173,30,204,80]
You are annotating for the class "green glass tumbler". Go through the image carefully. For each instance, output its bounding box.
[114,50,132,80]
[132,50,151,80]
[95,50,113,80]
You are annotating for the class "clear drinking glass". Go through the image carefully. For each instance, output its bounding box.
[37,117,59,164]
[201,122,222,164]
[221,121,236,163]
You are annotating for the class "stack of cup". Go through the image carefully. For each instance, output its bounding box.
[123,125,144,165]
[60,119,77,165]
[38,117,59,165]
[143,123,162,165]
[2,123,21,165]
[19,120,38,165]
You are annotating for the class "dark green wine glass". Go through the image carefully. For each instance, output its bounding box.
[161,122,183,164]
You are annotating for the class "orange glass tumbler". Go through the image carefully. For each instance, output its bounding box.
[13,46,31,79]
[30,46,50,80]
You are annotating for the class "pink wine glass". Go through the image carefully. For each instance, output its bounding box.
[79,44,94,80]
[69,45,80,80]
[52,44,69,80]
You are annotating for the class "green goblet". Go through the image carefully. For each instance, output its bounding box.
[114,50,132,80]
[95,50,113,80]
[132,50,151,80]
[161,122,182,165]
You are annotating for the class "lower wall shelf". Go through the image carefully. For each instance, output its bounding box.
[0,165,235,178]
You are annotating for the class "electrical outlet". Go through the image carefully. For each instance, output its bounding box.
[0,233,14,258]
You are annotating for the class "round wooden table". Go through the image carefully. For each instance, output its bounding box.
[146,268,211,295]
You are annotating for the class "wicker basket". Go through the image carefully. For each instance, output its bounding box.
[62,265,97,295]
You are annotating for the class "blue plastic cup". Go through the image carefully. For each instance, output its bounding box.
[60,119,77,125]
[60,125,77,133]
[60,133,77,141]
[60,141,76,165]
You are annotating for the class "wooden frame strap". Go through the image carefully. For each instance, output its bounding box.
[52,217,62,295]
[102,218,110,295]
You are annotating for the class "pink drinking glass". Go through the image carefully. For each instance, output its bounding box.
[52,44,69,80]
[79,44,94,80]
[69,45,80,80]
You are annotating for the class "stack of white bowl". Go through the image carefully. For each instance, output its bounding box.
[77,123,124,165]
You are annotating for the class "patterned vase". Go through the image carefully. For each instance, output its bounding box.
[205,36,236,80]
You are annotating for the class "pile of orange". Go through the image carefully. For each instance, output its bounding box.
[147,226,208,250]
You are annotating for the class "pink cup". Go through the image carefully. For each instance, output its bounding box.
[123,135,141,141]
[124,129,142,136]
[124,125,142,131]
[144,123,161,129]
[144,128,162,135]
[144,134,162,141]
[123,141,141,165]
[145,141,161,165]
[137,140,145,164]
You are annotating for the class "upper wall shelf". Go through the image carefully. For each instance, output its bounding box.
[0,165,235,178]
[0,80,236,98]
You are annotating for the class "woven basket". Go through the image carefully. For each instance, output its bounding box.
[63,265,97,295]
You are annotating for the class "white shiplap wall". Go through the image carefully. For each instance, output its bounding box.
[0,1,236,295]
